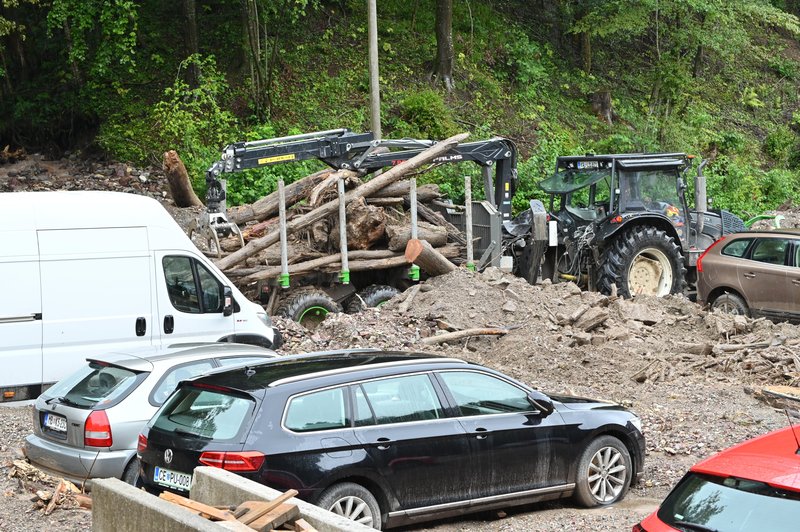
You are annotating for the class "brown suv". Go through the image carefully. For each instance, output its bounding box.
[696,230,800,322]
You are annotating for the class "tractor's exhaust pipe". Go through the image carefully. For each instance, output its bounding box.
[695,159,709,239]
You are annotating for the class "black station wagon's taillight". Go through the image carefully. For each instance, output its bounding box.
[199,451,266,472]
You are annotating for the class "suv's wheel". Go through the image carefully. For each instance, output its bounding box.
[574,435,632,507]
[317,482,382,529]
[598,226,685,297]
[711,292,750,317]
[276,289,341,329]
[346,285,400,313]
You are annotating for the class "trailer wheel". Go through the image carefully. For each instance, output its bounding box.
[277,289,341,329]
[598,226,685,298]
[346,285,401,313]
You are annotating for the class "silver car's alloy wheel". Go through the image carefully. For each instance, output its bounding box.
[587,446,627,503]
[328,495,375,526]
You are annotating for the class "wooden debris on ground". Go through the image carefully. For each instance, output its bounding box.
[159,489,318,532]
[11,461,87,514]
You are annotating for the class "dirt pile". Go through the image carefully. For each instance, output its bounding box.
[278,267,800,391]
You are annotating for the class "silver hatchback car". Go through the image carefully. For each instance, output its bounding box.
[24,343,277,487]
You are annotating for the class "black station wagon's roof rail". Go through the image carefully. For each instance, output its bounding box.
[268,357,468,388]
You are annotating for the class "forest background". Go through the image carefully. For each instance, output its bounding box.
[2,0,800,217]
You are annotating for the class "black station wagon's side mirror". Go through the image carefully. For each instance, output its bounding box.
[528,391,554,416]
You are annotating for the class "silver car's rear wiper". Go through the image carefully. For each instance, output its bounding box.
[44,396,80,407]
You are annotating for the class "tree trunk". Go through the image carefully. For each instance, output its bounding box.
[227,168,335,225]
[215,132,469,271]
[183,0,200,85]
[386,222,447,251]
[430,0,455,91]
[405,238,456,276]
[163,151,204,207]
[581,31,592,74]
[372,181,440,202]
[331,197,387,250]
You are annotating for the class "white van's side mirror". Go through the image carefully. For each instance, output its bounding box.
[223,286,234,317]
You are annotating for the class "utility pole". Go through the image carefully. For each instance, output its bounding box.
[367,0,381,139]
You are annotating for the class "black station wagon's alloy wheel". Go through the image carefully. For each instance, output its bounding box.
[598,226,686,298]
[574,435,632,507]
[317,482,382,529]
[711,292,750,317]
[345,284,401,313]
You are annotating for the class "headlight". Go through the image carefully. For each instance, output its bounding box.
[629,416,643,434]
[256,312,273,327]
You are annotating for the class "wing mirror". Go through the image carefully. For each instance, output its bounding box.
[528,391,554,416]
[223,286,234,317]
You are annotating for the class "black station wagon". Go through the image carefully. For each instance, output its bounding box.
[138,351,645,529]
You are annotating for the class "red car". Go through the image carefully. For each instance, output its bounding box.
[635,426,800,531]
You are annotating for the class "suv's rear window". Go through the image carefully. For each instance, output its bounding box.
[44,362,141,409]
[722,238,752,258]
[151,387,253,440]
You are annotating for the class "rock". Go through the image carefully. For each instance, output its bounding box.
[591,334,607,345]
[502,301,517,313]
[605,326,631,341]
[618,301,663,325]
[573,307,609,332]
[564,282,582,296]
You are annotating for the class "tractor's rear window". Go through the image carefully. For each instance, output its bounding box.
[539,169,609,194]
[150,386,254,440]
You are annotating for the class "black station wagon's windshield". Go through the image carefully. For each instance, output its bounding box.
[657,472,800,531]
[151,386,254,440]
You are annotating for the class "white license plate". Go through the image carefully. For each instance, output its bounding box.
[43,412,67,433]
[153,466,192,491]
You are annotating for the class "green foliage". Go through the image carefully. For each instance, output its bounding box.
[763,125,797,163]
[390,90,458,139]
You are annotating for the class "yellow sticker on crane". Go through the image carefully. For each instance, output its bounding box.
[258,154,296,164]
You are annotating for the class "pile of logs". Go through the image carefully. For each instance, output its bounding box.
[165,133,471,285]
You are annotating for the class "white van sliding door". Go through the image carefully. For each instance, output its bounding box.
[0,230,43,388]
[38,227,155,383]
[155,252,235,344]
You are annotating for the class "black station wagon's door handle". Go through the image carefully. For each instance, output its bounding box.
[474,427,489,440]
[376,437,392,450]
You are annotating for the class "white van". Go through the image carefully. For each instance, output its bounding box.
[0,191,280,401]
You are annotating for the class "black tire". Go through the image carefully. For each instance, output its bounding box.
[122,457,141,487]
[316,482,382,530]
[345,285,400,313]
[276,289,341,329]
[711,292,750,317]
[574,435,632,508]
[598,226,686,298]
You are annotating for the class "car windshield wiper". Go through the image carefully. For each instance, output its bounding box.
[44,396,80,407]
[672,521,720,532]
[173,428,211,440]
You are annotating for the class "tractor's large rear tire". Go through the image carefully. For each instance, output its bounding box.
[598,226,686,298]
[277,289,341,329]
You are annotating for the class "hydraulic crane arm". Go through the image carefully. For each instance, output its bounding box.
[205,128,519,226]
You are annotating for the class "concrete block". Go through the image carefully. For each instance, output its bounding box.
[92,478,222,532]
[190,467,375,532]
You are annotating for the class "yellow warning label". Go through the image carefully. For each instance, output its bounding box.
[504,182,510,191]
[258,154,296,164]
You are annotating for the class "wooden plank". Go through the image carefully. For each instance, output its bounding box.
[237,489,299,526]
[291,518,318,532]
[158,491,237,521]
[247,503,299,531]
